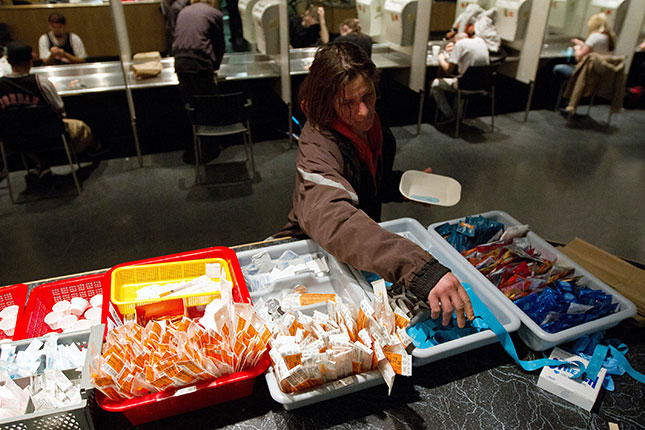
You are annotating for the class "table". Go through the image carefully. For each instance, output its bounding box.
[17,239,645,430]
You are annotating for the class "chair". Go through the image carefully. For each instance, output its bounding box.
[561,54,627,126]
[188,93,257,185]
[436,63,497,138]
[0,105,82,203]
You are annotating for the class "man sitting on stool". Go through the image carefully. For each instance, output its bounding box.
[0,42,100,182]
[39,13,87,65]
[431,32,489,124]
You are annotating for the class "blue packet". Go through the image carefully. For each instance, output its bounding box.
[515,281,618,333]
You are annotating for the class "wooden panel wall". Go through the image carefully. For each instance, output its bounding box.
[0,1,165,58]
[430,1,456,33]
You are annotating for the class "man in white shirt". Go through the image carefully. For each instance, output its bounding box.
[39,13,87,65]
[431,33,489,123]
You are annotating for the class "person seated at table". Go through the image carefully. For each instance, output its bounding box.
[172,0,225,164]
[273,42,475,328]
[39,13,87,65]
[431,32,489,124]
[552,13,615,109]
[0,42,100,182]
[289,5,329,49]
[334,18,373,57]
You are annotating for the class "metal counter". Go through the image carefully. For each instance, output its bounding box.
[541,37,575,60]
[32,42,530,97]
[288,44,412,75]
[31,45,417,96]
[32,52,282,97]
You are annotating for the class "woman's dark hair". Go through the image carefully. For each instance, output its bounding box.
[298,41,378,130]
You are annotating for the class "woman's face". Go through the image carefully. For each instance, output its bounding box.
[333,74,377,134]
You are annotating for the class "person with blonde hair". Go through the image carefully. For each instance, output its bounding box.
[572,13,616,61]
[552,13,616,109]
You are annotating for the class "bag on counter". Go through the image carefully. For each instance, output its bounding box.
[132,51,162,79]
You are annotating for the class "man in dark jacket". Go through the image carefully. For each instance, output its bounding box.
[275,42,474,328]
[172,0,225,164]
[172,0,225,106]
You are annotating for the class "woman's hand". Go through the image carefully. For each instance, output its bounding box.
[427,272,475,328]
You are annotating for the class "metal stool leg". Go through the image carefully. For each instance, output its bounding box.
[455,90,462,138]
[192,125,201,185]
[587,93,595,115]
[416,89,424,135]
[61,135,82,196]
[0,141,16,204]
[491,85,495,132]
[554,80,566,111]
[245,120,257,182]
[524,81,535,122]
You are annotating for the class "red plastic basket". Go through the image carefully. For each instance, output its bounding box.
[0,283,28,341]
[97,246,266,425]
[97,352,270,425]
[13,273,106,340]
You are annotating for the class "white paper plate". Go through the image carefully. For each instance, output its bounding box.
[399,170,461,207]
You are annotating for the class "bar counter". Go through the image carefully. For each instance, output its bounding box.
[30,44,415,96]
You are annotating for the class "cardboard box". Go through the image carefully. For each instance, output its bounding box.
[559,238,645,324]
[537,347,606,411]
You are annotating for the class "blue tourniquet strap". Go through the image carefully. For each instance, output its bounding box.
[463,283,581,374]
[584,344,609,381]
[609,345,645,384]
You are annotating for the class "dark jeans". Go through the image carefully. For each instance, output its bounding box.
[176,71,218,156]
[552,64,575,109]
[176,70,218,109]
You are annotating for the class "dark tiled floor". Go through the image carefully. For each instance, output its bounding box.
[1,107,644,286]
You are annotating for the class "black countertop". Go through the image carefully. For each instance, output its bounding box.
[89,317,644,429]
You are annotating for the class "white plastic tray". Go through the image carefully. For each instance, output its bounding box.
[399,171,461,206]
[264,367,384,410]
[427,210,637,351]
[0,324,104,430]
[236,240,386,410]
[236,239,372,312]
[370,218,520,366]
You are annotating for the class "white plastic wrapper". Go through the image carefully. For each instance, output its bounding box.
[30,369,83,412]
[0,378,29,418]
[241,250,331,292]
[0,334,86,380]
[259,279,414,395]
[135,275,221,300]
